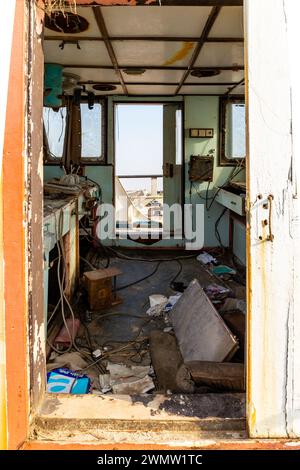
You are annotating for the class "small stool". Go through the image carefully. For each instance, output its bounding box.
[83,267,122,310]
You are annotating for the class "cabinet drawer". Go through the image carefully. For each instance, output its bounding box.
[215,188,245,216]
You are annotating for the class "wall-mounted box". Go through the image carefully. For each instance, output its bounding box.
[189,155,214,182]
[189,128,214,138]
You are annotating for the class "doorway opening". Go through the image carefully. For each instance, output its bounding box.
[33,1,247,440]
[115,104,164,239]
[114,103,184,243]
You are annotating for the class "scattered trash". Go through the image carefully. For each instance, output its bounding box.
[220,310,246,362]
[149,294,168,307]
[183,361,245,392]
[99,373,112,394]
[164,292,182,312]
[231,285,246,300]
[92,348,103,359]
[170,279,238,362]
[47,368,91,394]
[170,281,187,292]
[197,252,217,265]
[106,362,154,394]
[163,326,173,333]
[212,265,236,276]
[221,298,246,315]
[146,292,182,316]
[150,330,195,394]
[47,351,88,372]
[204,284,231,301]
[54,318,81,348]
[146,302,167,317]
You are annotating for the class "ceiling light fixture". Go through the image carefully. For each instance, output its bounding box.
[123,68,146,76]
[45,11,89,34]
[190,69,221,78]
[92,84,117,92]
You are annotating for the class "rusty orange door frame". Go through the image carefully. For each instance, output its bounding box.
[3,0,30,449]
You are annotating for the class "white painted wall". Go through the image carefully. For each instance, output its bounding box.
[245,0,300,437]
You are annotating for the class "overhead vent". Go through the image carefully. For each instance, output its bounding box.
[190,69,221,78]
[92,84,117,92]
[45,11,89,34]
[123,68,146,76]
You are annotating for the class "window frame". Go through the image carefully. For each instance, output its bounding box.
[43,105,68,164]
[219,95,246,166]
[79,97,107,165]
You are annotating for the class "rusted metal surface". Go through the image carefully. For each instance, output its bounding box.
[73,1,243,6]
[3,0,30,450]
[27,0,46,414]
[44,35,244,43]
[0,0,16,452]
[61,64,245,71]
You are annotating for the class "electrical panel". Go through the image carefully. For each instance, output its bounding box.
[188,155,214,182]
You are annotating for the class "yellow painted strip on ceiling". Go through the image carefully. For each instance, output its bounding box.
[164,42,195,66]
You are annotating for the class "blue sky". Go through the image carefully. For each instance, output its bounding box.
[115,104,163,192]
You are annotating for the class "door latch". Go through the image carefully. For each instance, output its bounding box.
[163,163,174,178]
[258,194,274,242]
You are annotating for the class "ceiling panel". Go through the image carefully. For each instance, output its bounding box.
[126,85,177,96]
[180,85,231,95]
[113,41,195,67]
[62,67,120,83]
[44,7,102,37]
[44,40,111,66]
[195,43,244,67]
[102,6,212,37]
[121,69,184,84]
[228,84,245,95]
[185,69,244,84]
[208,6,244,38]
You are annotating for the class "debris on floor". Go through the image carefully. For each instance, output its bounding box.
[54,318,81,349]
[204,283,231,302]
[150,330,195,394]
[46,248,247,396]
[212,265,236,277]
[98,373,111,394]
[47,367,91,394]
[183,361,245,392]
[47,351,89,372]
[106,362,154,394]
[220,310,245,362]
[170,279,239,363]
[221,297,246,315]
[197,252,217,265]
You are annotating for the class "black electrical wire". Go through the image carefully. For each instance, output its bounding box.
[79,220,110,268]
[215,208,228,249]
[115,261,162,291]
[206,165,245,211]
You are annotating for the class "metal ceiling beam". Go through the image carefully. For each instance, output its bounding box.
[44,35,244,43]
[62,64,244,71]
[224,77,245,95]
[73,1,243,6]
[175,6,222,94]
[92,7,128,95]
[78,81,240,86]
